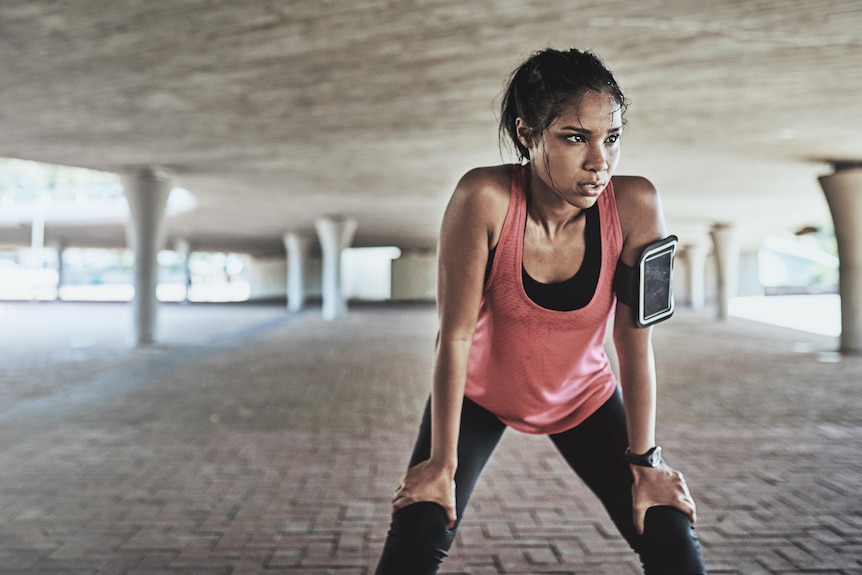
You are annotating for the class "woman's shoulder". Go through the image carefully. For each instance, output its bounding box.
[442,165,514,246]
[610,175,661,218]
[455,165,514,196]
[450,164,514,214]
[610,175,658,201]
[610,175,667,259]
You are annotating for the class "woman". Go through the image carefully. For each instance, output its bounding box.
[375,47,707,575]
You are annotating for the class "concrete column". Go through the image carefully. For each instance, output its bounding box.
[174,238,193,303]
[283,232,312,312]
[710,223,740,320]
[53,240,67,301]
[682,242,708,311]
[314,217,357,320]
[123,167,172,345]
[819,165,862,353]
[28,198,46,301]
[29,205,45,267]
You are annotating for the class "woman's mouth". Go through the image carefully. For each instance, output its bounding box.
[579,181,606,195]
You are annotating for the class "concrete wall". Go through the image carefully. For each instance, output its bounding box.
[246,255,322,302]
[246,256,285,301]
[391,250,437,301]
[343,247,400,301]
[739,250,764,297]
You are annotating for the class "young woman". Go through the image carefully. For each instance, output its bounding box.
[375,47,707,575]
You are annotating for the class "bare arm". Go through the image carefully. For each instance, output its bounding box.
[613,176,665,454]
[612,176,696,534]
[429,169,498,469]
[391,167,508,527]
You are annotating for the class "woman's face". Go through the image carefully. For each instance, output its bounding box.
[521,90,623,209]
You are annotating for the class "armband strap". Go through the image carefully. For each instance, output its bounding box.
[613,235,679,328]
[613,262,637,308]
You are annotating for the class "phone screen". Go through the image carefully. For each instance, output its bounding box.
[642,250,673,321]
[638,237,677,327]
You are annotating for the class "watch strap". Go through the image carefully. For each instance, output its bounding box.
[625,446,662,467]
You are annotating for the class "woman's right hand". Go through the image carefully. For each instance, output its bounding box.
[391,459,457,529]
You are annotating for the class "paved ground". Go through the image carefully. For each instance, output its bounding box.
[0,300,859,574]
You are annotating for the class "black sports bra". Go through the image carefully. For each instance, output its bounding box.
[485,203,601,311]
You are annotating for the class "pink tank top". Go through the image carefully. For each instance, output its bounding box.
[463,164,622,434]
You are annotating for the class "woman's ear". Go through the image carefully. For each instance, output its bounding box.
[515,118,534,150]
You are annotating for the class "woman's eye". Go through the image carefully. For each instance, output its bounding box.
[606,134,620,144]
[566,135,585,143]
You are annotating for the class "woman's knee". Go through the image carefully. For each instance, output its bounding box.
[637,506,706,575]
[375,502,455,575]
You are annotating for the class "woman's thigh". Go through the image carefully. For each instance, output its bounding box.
[407,396,507,522]
[549,389,706,574]
[549,388,635,540]
[375,397,507,575]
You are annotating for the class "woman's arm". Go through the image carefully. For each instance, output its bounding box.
[391,167,509,528]
[612,176,697,535]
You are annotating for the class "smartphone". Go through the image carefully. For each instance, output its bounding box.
[637,236,678,327]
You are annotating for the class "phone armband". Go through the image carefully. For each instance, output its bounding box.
[613,235,678,328]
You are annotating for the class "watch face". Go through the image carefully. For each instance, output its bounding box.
[648,447,662,466]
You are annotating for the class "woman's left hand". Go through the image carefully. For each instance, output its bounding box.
[630,463,697,535]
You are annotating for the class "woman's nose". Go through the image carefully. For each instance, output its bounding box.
[584,145,608,172]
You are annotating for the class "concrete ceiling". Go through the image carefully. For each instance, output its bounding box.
[1,0,861,256]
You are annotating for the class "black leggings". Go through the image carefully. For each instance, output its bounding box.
[375,389,706,575]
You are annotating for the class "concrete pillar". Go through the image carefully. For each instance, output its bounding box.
[314,217,357,320]
[710,223,740,320]
[123,167,172,345]
[29,205,45,267]
[174,238,193,303]
[53,240,67,301]
[283,232,312,312]
[819,165,862,353]
[28,198,46,301]
[682,242,708,311]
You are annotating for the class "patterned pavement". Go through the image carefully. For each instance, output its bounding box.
[0,300,859,574]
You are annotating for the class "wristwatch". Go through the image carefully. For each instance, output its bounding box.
[625,446,662,467]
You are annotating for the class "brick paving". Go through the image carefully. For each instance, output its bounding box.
[0,300,859,574]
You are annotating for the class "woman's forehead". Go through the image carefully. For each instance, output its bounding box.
[555,91,622,127]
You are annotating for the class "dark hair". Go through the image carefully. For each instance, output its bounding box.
[499,48,628,161]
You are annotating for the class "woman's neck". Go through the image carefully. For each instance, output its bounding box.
[526,168,586,236]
